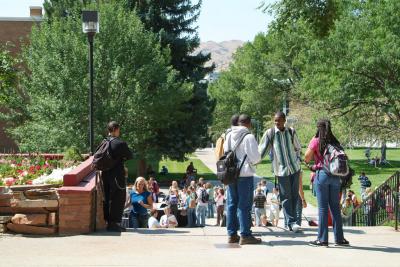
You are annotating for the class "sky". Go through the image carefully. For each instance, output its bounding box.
[0,0,275,42]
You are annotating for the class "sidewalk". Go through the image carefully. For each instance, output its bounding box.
[1,225,399,267]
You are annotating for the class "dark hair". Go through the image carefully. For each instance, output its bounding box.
[315,119,341,154]
[219,188,225,195]
[275,111,286,120]
[238,114,251,125]
[107,121,120,133]
[231,114,239,126]
[361,172,365,176]
[150,209,158,216]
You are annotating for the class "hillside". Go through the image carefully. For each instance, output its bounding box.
[195,40,244,72]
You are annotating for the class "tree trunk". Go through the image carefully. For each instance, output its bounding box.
[381,141,387,163]
[137,158,147,177]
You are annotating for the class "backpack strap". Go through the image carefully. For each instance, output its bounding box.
[228,132,250,152]
[238,155,248,173]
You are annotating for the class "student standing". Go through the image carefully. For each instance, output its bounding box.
[224,114,262,245]
[259,112,302,232]
[304,119,349,247]
[101,121,133,232]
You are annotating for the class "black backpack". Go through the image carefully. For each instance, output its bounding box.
[92,137,117,171]
[216,132,249,185]
[362,179,372,188]
[201,188,209,203]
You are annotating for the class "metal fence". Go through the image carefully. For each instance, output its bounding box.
[351,171,400,230]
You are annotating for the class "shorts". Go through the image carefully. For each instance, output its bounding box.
[269,209,280,220]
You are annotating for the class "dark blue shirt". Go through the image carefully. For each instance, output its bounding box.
[131,190,151,215]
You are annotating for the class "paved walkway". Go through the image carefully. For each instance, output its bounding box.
[1,225,399,267]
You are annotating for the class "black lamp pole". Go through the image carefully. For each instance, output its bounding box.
[82,10,98,155]
[88,32,95,154]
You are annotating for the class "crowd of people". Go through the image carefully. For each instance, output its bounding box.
[97,112,363,247]
[125,176,285,230]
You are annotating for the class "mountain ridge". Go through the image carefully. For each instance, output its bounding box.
[195,40,245,72]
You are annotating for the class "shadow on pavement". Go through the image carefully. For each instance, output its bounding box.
[268,240,310,246]
[126,228,191,235]
[337,245,400,254]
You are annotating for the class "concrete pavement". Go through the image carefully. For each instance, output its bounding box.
[0,225,399,267]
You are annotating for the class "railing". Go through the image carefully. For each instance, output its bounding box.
[351,171,400,230]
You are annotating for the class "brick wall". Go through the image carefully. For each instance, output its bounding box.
[58,158,106,235]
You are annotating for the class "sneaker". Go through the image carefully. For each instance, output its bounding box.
[309,240,328,247]
[239,235,262,245]
[291,224,301,233]
[335,239,350,247]
[228,234,240,244]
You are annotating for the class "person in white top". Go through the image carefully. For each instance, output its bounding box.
[148,209,162,229]
[223,114,262,245]
[160,206,178,228]
[270,187,280,227]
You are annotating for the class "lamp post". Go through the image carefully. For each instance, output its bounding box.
[82,11,99,155]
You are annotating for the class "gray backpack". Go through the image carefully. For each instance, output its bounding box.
[323,144,349,177]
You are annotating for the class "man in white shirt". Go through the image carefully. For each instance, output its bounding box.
[224,114,262,245]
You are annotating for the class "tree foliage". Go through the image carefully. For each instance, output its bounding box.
[0,47,27,127]
[299,0,400,139]
[12,3,191,158]
[262,0,342,37]
[43,0,214,159]
[211,0,400,145]
[123,0,215,157]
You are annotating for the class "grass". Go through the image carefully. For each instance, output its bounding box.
[125,156,216,184]
[157,158,216,182]
[256,148,400,207]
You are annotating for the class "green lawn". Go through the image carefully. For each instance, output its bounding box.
[256,148,400,206]
[157,157,216,182]
[125,156,216,184]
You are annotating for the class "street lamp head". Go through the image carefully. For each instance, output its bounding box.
[82,10,99,34]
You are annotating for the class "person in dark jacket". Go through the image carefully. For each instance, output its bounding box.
[101,121,133,232]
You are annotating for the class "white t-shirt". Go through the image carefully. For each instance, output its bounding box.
[148,216,161,229]
[160,214,178,228]
[270,193,280,211]
[215,195,224,207]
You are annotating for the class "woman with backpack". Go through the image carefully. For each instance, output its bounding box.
[304,119,350,247]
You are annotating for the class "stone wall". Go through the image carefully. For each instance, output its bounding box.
[58,157,106,235]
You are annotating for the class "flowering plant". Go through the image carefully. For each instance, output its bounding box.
[0,155,76,186]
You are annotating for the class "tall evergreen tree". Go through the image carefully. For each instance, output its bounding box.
[123,0,215,160]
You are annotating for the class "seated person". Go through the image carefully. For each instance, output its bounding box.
[148,209,162,229]
[186,162,197,175]
[160,166,169,175]
[160,206,178,228]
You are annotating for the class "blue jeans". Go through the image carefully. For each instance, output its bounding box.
[296,196,302,226]
[196,205,207,226]
[277,171,300,228]
[254,208,265,226]
[207,202,215,218]
[187,208,196,227]
[315,170,345,243]
[129,212,149,228]
[227,176,254,237]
